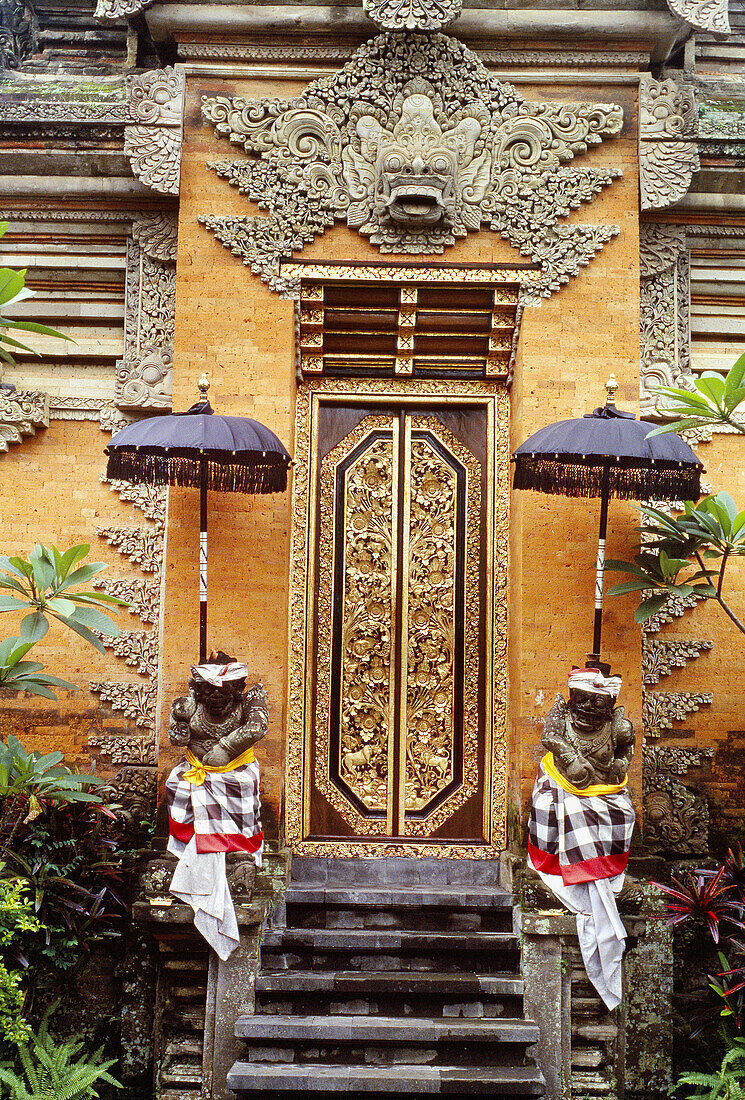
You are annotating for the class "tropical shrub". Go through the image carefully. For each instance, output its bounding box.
[0,1004,121,1098]
[0,872,42,1050]
[674,1039,745,1099]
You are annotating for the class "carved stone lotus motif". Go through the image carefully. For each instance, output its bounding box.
[200,33,624,298]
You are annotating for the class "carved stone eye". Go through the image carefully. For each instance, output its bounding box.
[384,154,403,172]
[431,155,451,174]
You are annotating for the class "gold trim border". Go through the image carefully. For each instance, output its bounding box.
[285,378,509,860]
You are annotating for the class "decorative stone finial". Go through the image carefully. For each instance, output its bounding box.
[198,373,210,400]
[605,375,618,406]
[362,0,461,31]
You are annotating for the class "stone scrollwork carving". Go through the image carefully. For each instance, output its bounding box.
[0,0,34,69]
[200,33,623,299]
[0,391,49,453]
[125,68,185,196]
[665,0,730,34]
[116,214,177,412]
[639,223,695,416]
[643,745,713,855]
[95,0,151,18]
[639,75,699,212]
[363,0,461,33]
[642,638,713,685]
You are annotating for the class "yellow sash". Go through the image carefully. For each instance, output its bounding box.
[542,752,627,798]
[183,746,255,786]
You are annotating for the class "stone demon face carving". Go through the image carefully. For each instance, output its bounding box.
[343,94,490,245]
[200,33,624,297]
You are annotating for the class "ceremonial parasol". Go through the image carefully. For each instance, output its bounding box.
[105,375,291,662]
[512,376,703,663]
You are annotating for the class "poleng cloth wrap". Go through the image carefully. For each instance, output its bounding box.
[167,749,263,856]
[528,753,635,884]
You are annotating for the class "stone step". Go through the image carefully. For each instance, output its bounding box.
[235,1013,540,1065]
[236,1014,539,1044]
[228,1062,546,1095]
[256,971,523,997]
[260,928,519,973]
[289,857,505,888]
[285,885,512,909]
[285,886,513,932]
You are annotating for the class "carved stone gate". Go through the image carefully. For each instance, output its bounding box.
[286,379,509,858]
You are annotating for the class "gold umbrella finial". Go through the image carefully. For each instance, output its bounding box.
[605,374,618,406]
[198,373,210,400]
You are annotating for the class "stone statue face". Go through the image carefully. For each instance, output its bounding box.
[192,677,245,722]
[378,142,457,228]
[567,688,615,734]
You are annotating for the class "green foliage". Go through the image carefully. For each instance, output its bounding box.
[0,1004,121,1099]
[0,735,104,810]
[0,873,43,1050]
[0,544,128,686]
[0,222,73,365]
[606,492,745,634]
[675,1040,745,1099]
[646,353,745,439]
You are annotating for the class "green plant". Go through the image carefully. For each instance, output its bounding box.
[0,872,43,1050]
[0,1004,121,1098]
[606,492,745,635]
[646,354,745,440]
[0,543,127,666]
[674,1039,745,1099]
[0,222,72,365]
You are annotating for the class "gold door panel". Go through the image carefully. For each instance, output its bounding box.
[286,380,509,858]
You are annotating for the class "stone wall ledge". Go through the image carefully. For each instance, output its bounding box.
[145,2,687,63]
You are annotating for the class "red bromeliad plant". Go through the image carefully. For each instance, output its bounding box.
[654,848,745,1039]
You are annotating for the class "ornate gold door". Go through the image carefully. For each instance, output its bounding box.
[293,394,502,849]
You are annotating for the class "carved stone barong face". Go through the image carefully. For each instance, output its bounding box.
[200,33,624,298]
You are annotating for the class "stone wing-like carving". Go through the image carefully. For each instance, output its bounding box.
[200,33,623,299]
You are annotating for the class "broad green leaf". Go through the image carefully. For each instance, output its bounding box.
[46,596,76,618]
[645,418,714,438]
[0,594,30,612]
[59,544,90,575]
[1,319,73,341]
[0,268,27,306]
[30,554,55,593]
[725,350,745,394]
[20,611,48,643]
[69,606,120,636]
[696,374,727,406]
[0,575,29,595]
[58,562,108,588]
[8,556,33,579]
[607,580,656,596]
[634,594,670,623]
[56,614,106,654]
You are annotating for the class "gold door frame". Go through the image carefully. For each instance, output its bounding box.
[285,378,510,859]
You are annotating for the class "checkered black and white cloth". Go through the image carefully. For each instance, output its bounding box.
[166,758,263,863]
[528,756,634,885]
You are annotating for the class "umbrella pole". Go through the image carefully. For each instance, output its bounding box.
[589,464,610,665]
[199,459,208,663]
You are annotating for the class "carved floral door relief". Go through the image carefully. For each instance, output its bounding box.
[286,382,509,857]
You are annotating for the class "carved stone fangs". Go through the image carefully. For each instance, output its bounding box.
[200,32,623,299]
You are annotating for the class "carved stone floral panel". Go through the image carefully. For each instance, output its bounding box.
[201,32,623,299]
[363,0,461,32]
[0,391,49,453]
[115,214,177,412]
[639,223,695,416]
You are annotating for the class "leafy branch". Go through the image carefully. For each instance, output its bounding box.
[606,493,745,635]
[0,544,128,698]
[646,353,745,440]
[0,222,73,366]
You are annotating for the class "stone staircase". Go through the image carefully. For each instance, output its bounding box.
[227,857,545,1096]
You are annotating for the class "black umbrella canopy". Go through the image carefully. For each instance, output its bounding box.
[104,375,291,662]
[105,387,291,494]
[512,391,703,502]
[511,376,704,663]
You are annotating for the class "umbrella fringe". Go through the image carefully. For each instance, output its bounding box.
[106,451,289,494]
[513,458,701,501]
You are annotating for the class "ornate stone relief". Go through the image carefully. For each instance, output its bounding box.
[116,215,177,412]
[642,638,713,685]
[639,223,695,417]
[643,691,713,738]
[639,75,699,212]
[95,0,151,18]
[125,68,185,196]
[363,0,461,32]
[0,390,49,454]
[643,745,713,855]
[94,578,160,625]
[666,0,730,34]
[0,0,34,69]
[200,33,623,299]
